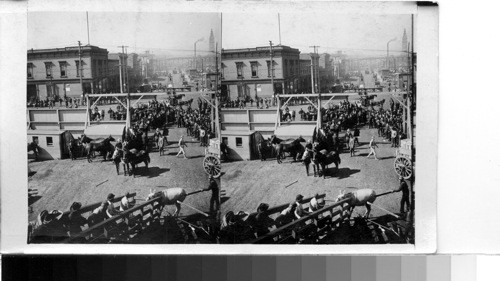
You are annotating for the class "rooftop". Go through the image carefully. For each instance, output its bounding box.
[222,45,300,54]
[27,45,108,55]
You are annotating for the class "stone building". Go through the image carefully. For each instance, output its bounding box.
[221,45,300,100]
[27,45,109,101]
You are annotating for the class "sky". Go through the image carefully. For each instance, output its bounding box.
[28,12,222,57]
[222,13,412,57]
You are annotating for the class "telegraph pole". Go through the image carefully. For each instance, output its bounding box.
[78,41,84,94]
[310,45,321,126]
[309,46,320,93]
[269,41,275,98]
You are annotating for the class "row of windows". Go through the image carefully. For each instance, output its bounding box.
[27,59,108,79]
[230,59,300,79]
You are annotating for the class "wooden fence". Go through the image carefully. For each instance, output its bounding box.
[250,197,351,244]
[63,195,163,243]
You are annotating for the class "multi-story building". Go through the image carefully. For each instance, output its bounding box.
[221,45,300,100]
[27,45,109,101]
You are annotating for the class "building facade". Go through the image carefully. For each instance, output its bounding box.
[221,45,300,100]
[27,45,109,101]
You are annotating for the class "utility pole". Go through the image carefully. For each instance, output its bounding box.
[118,45,130,128]
[125,46,129,93]
[215,42,220,141]
[269,41,275,98]
[310,45,321,127]
[309,46,320,93]
[78,41,84,95]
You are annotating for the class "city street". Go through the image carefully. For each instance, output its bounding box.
[222,126,404,219]
[28,126,216,222]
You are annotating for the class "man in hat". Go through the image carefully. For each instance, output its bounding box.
[203,175,220,213]
[153,128,162,149]
[67,202,87,238]
[310,194,325,212]
[393,176,410,214]
[176,135,187,159]
[294,194,310,219]
[105,193,121,218]
[366,136,379,160]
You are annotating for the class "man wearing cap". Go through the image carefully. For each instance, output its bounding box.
[366,136,379,160]
[176,135,187,159]
[310,194,325,212]
[393,177,410,214]
[67,202,87,238]
[105,193,121,218]
[294,194,310,219]
[203,176,220,213]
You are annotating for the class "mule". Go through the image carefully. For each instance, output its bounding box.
[336,189,376,218]
[122,148,150,177]
[312,146,341,178]
[146,188,187,216]
[85,135,115,163]
[257,139,273,161]
[270,135,306,164]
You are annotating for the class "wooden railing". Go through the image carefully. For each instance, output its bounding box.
[63,195,163,243]
[250,198,351,244]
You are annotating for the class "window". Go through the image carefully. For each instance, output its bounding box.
[75,60,81,77]
[236,137,243,147]
[250,62,258,77]
[46,137,53,146]
[27,63,33,79]
[221,64,225,79]
[59,62,67,77]
[45,62,52,78]
[236,62,244,78]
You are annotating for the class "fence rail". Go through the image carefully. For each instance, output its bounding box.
[251,198,351,244]
[63,195,163,243]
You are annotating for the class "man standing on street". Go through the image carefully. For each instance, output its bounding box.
[393,176,410,214]
[366,136,379,160]
[203,175,220,213]
[176,135,188,159]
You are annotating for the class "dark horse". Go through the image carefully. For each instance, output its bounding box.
[312,127,341,178]
[270,135,306,164]
[83,135,115,163]
[61,131,80,160]
[27,141,39,161]
[257,139,274,161]
[122,148,150,177]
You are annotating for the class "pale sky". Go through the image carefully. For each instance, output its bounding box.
[222,13,412,57]
[28,12,222,56]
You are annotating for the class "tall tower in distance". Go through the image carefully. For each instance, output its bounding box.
[402,28,408,52]
[209,29,215,53]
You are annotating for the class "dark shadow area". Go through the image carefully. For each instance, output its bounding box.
[357,152,369,157]
[378,156,395,160]
[323,167,361,179]
[132,166,169,178]
[28,195,42,206]
[28,171,37,177]
[220,196,230,205]
[186,155,204,159]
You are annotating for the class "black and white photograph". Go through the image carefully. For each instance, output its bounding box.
[25,12,224,244]
[0,1,439,254]
[218,12,418,244]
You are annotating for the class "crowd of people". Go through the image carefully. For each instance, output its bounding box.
[28,193,137,243]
